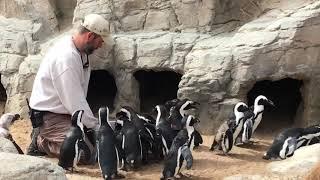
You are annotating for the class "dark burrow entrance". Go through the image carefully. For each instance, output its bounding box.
[134,70,182,113]
[247,78,303,134]
[87,70,117,116]
[0,77,6,114]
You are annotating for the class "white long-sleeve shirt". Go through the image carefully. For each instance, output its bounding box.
[30,35,98,129]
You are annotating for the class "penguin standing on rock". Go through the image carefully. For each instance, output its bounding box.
[58,110,85,172]
[97,107,124,179]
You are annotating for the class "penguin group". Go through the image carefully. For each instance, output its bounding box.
[210,95,275,154]
[56,98,202,179]
[110,98,202,179]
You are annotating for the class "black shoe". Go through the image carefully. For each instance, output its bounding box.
[26,128,47,156]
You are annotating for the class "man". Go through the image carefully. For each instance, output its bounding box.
[27,14,112,163]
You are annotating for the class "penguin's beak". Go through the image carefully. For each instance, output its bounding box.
[268,100,275,107]
[12,114,21,123]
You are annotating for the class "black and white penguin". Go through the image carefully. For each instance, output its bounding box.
[230,102,251,143]
[251,95,275,134]
[0,113,23,154]
[161,130,193,180]
[0,113,20,138]
[154,105,177,156]
[115,109,143,170]
[263,127,302,160]
[181,115,199,150]
[238,95,274,144]
[210,118,234,154]
[168,99,199,130]
[211,102,251,154]
[58,110,85,171]
[97,107,124,180]
[264,125,320,160]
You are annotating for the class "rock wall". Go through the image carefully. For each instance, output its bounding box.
[1,0,320,134]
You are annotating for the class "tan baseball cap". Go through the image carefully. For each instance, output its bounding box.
[81,14,111,43]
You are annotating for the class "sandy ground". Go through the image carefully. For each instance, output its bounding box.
[10,118,280,180]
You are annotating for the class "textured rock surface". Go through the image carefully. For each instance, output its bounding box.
[1,0,320,134]
[0,137,18,154]
[0,152,67,180]
[224,143,320,180]
[267,143,320,176]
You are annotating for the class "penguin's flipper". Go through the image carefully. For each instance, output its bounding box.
[210,139,219,151]
[181,145,193,170]
[221,128,233,154]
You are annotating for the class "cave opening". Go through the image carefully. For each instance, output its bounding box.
[87,70,117,116]
[247,78,303,134]
[134,70,182,113]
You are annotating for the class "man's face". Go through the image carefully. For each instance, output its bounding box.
[83,32,104,55]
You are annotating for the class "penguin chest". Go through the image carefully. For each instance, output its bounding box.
[189,133,195,151]
[253,113,263,132]
[73,140,81,168]
[233,120,244,140]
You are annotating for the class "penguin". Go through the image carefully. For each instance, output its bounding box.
[263,128,302,160]
[0,113,20,138]
[115,109,143,170]
[251,95,275,134]
[230,102,251,142]
[58,110,85,171]
[154,105,177,155]
[0,113,23,154]
[168,99,199,130]
[161,130,193,180]
[210,119,234,154]
[211,102,251,153]
[97,107,124,179]
[264,125,320,160]
[181,115,200,150]
[237,95,274,145]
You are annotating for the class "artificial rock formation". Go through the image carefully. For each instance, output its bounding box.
[0,0,320,134]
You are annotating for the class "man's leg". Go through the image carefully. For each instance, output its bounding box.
[36,113,71,157]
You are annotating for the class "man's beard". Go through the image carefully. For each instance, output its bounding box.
[83,43,95,55]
